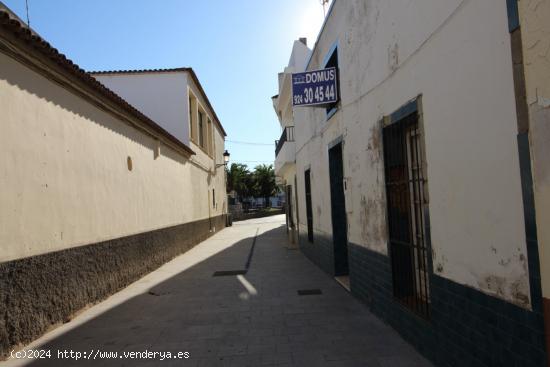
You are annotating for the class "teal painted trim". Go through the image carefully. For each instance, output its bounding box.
[517,132,543,313]
[323,41,339,68]
[324,42,339,121]
[327,135,343,150]
[506,0,520,32]
[389,98,418,124]
[326,106,338,121]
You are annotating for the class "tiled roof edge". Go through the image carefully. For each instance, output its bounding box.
[0,9,196,156]
[89,68,228,137]
[89,68,191,75]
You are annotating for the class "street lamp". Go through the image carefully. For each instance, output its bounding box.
[216,150,230,168]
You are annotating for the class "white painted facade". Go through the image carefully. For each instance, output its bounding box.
[291,0,532,307]
[92,70,223,151]
[92,71,191,144]
[274,139,296,179]
[273,39,312,242]
[0,58,227,263]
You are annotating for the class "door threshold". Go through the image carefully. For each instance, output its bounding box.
[334,275,350,292]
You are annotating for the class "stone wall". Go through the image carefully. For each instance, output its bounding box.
[0,215,226,358]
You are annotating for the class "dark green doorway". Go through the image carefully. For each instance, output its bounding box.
[329,142,348,276]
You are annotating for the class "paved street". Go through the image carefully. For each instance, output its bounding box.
[5,215,432,367]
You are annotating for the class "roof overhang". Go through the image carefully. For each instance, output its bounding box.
[89,68,227,137]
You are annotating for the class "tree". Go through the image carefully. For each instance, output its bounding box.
[226,163,253,201]
[252,164,279,207]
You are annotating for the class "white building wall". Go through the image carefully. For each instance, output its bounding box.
[295,0,531,307]
[0,53,226,263]
[287,40,311,75]
[93,72,191,145]
[273,40,312,243]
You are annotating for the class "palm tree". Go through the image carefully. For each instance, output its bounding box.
[253,164,279,207]
[226,163,252,202]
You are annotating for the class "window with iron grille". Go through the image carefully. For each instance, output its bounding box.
[383,105,431,319]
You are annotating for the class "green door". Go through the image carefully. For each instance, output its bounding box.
[329,142,348,276]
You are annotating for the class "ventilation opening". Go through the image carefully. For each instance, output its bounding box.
[127,156,133,171]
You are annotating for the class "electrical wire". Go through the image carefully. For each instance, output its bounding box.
[226,140,274,146]
[231,160,274,164]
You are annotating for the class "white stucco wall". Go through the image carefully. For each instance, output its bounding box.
[275,41,312,128]
[0,52,226,263]
[288,40,311,74]
[273,40,312,242]
[295,0,531,307]
[93,72,191,145]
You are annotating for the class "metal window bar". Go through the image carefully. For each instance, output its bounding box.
[383,112,430,319]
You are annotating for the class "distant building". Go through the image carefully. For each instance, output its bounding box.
[246,193,285,209]
[91,68,226,151]
[272,38,311,244]
[0,3,227,357]
[273,1,550,366]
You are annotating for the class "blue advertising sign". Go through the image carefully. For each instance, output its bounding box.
[292,67,338,107]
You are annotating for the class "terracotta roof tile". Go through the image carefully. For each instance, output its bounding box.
[90,68,191,75]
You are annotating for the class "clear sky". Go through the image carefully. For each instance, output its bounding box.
[3,0,331,168]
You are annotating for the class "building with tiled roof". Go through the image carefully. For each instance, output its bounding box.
[0,3,229,357]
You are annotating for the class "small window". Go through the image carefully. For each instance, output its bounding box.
[212,188,216,208]
[325,47,338,117]
[189,96,196,141]
[198,111,205,148]
[207,118,214,156]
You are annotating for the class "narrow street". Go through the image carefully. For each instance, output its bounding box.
[1,1,549,365]
[6,215,432,367]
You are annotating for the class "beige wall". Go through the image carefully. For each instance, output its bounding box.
[295,0,531,307]
[186,74,223,159]
[519,0,550,107]
[519,0,550,298]
[0,51,226,263]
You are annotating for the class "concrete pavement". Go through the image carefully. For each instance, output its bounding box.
[3,215,433,367]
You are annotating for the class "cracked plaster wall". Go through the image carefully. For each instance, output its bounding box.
[295,0,532,308]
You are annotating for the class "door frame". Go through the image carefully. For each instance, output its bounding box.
[328,140,349,276]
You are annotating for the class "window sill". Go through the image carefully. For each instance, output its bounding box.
[194,142,215,160]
